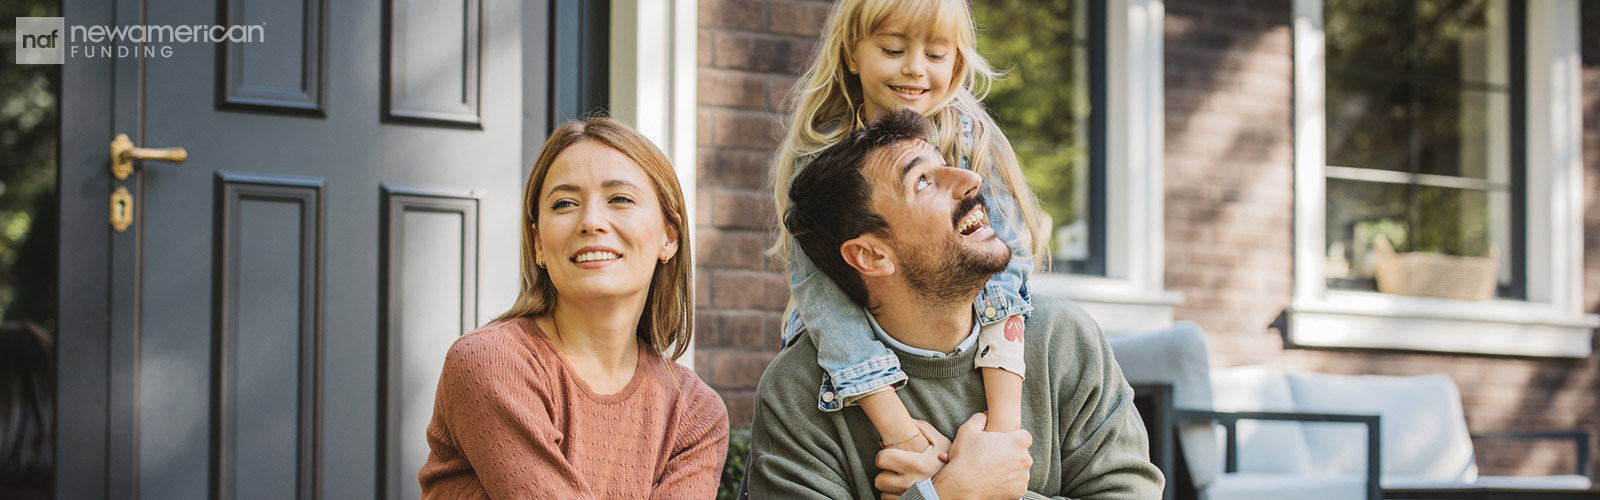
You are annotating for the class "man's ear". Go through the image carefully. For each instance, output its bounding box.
[840,235,895,277]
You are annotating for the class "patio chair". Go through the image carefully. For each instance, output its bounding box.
[1227,366,1595,499]
[1110,322,1381,500]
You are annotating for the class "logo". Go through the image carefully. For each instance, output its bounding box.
[16,17,65,65]
[13,17,266,64]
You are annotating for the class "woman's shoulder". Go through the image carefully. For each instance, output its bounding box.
[442,318,551,377]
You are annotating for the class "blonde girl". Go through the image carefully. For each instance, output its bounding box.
[772,0,1047,456]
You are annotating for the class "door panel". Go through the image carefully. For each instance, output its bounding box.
[59,0,535,498]
[379,187,481,500]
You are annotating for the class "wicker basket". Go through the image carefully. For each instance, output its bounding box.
[1373,236,1498,301]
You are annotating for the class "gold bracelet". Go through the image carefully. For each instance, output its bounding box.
[878,429,925,449]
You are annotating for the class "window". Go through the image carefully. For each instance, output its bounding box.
[974,0,1180,334]
[1289,0,1596,357]
[974,0,1106,276]
[1320,0,1523,299]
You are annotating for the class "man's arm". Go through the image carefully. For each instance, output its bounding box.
[1033,315,1165,500]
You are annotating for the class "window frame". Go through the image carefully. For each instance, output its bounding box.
[1030,0,1184,334]
[609,0,699,366]
[1288,0,1597,357]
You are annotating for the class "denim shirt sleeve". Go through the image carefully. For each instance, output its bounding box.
[782,154,906,409]
[959,113,1035,325]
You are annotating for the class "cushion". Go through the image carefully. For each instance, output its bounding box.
[1201,473,1367,500]
[1107,321,1221,488]
[1286,372,1478,481]
[1471,475,1594,489]
[1210,365,1317,476]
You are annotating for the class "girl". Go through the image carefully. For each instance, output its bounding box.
[771,0,1048,455]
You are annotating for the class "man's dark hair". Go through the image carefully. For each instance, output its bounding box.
[785,109,931,307]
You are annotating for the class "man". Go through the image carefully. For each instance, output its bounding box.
[750,109,1164,500]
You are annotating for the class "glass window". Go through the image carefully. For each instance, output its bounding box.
[1321,0,1522,298]
[973,0,1105,275]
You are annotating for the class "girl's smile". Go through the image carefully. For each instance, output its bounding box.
[849,19,956,119]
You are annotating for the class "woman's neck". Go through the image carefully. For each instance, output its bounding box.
[542,299,645,394]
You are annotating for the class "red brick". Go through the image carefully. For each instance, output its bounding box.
[713,32,807,73]
[767,74,800,112]
[695,228,772,271]
[711,270,789,310]
[698,109,715,147]
[700,0,767,31]
[699,31,714,66]
[712,110,784,150]
[710,351,778,389]
[696,268,713,307]
[695,189,715,226]
[710,189,775,230]
[723,392,758,428]
[770,1,831,37]
[699,68,769,109]
[698,148,772,190]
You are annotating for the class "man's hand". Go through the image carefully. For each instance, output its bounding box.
[930,413,1033,500]
[873,420,951,500]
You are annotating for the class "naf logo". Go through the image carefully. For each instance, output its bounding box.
[15,17,66,64]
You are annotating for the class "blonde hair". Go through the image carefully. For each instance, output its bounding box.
[497,116,695,362]
[769,0,1047,267]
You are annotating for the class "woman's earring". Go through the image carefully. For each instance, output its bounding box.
[660,256,670,264]
[537,256,545,268]
[848,66,858,74]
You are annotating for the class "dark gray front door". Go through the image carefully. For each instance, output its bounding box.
[58,0,547,498]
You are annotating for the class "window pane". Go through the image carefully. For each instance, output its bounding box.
[1414,0,1506,85]
[1322,0,1518,297]
[1324,179,1410,284]
[1414,87,1509,179]
[973,0,1099,272]
[1326,77,1410,172]
[1325,0,1412,74]
[1414,186,1500,261]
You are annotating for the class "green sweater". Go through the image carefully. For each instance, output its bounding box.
[748,295,1165,500]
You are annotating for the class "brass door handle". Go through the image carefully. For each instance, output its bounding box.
[110,133,187,180]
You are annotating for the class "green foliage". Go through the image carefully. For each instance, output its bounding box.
[716,427,752,500]
[0,0,61,329]
[972,0,1092,254]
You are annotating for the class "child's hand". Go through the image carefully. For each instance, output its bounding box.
[873,420,952,500]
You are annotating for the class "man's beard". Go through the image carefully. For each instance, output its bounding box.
[897,231,1011,306]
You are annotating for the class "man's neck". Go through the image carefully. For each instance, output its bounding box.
[867,287,976,354]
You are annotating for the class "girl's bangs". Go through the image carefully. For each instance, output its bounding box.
[855,0,973,47]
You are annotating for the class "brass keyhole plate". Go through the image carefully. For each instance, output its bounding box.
[111,186,133,232]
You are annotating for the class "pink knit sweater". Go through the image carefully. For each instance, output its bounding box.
[418,317,729,499]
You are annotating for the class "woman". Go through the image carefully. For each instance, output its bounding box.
[419,116,728,499]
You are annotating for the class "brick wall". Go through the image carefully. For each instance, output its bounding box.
[694,0,831,428]
[1164,0,1600,478]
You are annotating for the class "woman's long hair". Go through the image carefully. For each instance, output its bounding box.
[768,0,1048,268]
[496,116,695,362]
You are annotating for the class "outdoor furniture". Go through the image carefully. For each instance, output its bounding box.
[1212,365,1594,499]
[1111,322,1382,500]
